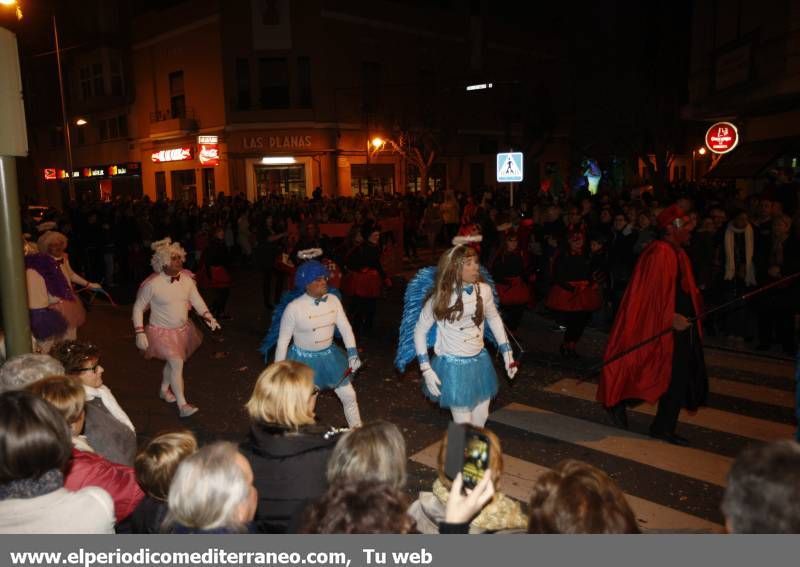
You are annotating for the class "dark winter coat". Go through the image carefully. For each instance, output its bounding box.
[240,422,341,534]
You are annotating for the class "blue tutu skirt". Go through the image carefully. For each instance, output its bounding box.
[287,344,350,389]
[423,349,498,409]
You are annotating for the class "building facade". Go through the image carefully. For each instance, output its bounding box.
[686,0,800,189]
[24,0,565,205]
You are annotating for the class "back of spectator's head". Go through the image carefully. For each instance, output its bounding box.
[437,426,503,489]
[135,430,198,500]
[300,481,414,534]
[0,390,72,484]
[722,441,800,533]
[0,354,65,393]
[165,442,256,532]
[246,361,316,429]
[26,375,85,428]
[326,420,407,491]
[528,460,639,534]
[50,341,99,375]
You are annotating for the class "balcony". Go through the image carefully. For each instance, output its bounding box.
[148,108,198,139]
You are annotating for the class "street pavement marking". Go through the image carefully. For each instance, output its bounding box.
[704,348,794,379]
[545,378,794,442]
[489,403,733,487]
[707,376,795,408]
[410,442,722,533]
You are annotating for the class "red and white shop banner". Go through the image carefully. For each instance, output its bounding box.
[151,147,193,163]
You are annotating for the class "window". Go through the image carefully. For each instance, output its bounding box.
[297,56,312,107]
[351,164,394,196]
[171,169,197,203]
[80,66,92,100]
[98,120,108,141]
[155,172,167,201]
[76,126,85,145]
[117,115,128,138]
[50,127,64,149]
[108,117,119,139]
[259,58,290,109]
[202,168,215,204]
[361,61,381,113]
[92,62,104,96]
[110,59,123,96]
[235,58,251,110]
[169,71,186,118]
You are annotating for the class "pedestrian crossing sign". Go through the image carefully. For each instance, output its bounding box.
[497,152,523,183]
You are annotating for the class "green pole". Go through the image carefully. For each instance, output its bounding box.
[0,155,31,356]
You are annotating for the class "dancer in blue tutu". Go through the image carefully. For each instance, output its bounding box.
[261,254,362,428]
[396,236,518,427]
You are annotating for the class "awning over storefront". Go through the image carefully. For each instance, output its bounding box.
[705,138,798,179]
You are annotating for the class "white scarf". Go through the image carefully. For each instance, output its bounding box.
[72,435,94,453]
[724,223,756,286]
[83,384,136,433]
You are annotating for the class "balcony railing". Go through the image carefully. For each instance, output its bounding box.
[149,107,196,123]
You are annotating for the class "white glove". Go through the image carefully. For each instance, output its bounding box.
[135,333,149,351]
[503,351,518,379]
[203,314,221,331]
[348,356,362,373]
[87,282,103,290]
[421,365,441,397]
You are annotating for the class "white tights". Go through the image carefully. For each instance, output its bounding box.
[334,383,362,428]
[161,357,187,406]
[450,399,491,427]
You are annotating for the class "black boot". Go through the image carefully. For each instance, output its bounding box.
[606,402,628,430]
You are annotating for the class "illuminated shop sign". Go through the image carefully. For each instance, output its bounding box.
[43,163,141,181]
[705,122,739,154]
[197,135,220,166]
[151,147,193,163]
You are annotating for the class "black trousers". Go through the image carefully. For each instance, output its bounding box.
[210,287,230,317]
[350,297,377,334]
[650,327,707,435]
[560,311,592,343]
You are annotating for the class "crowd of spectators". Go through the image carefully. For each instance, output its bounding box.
[2,168,799,534]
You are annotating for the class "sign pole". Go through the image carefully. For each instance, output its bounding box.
[510,182,514,208]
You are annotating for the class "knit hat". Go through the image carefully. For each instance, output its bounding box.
[294,260,329,289]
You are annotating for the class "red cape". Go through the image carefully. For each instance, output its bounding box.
[597,240,703,407]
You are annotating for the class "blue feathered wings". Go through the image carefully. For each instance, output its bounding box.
[394,266,500,372]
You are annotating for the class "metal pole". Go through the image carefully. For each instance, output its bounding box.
[0,155,32,356]
[53,15,75,202]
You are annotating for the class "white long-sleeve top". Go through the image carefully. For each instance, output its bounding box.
[132,270,211,330]
[274,293,357,361]
[414,282,509,359]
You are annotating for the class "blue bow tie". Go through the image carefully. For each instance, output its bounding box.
[463,284,474,295]
[314,295,328,305]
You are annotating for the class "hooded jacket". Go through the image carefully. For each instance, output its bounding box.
[240,422,341,533]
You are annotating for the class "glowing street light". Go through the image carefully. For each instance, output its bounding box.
[697,147,707,156]
[75,118,87,126]
[371,137,384,149]
[0,0,22,20]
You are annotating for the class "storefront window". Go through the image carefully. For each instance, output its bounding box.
[155,172,167,201]
[202,168,216,204]
[351,164,394,196]
[406,163,446,193]
[255,163,306,197]
[171,169,197,204]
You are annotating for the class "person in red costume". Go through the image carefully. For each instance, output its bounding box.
[598,204,708,446]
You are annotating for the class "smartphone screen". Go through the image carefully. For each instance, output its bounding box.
[461,432,490,489]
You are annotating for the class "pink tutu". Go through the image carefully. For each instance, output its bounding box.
[51,298,86,329]
[144,322,203,361]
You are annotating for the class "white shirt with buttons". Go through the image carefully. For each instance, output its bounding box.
[414,282,509,358]
[274,293,357,361]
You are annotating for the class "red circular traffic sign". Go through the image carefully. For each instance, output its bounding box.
[705,122,739,154]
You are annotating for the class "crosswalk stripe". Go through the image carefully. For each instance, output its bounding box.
[708,376,795,408]
[410,442,722,533]
[704,348,794,379]
[544,378,794,442]
[489,403,733,486]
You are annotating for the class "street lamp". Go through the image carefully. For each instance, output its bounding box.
[371,137,384,150]
[692,147,707,182]
[75,118,87,126]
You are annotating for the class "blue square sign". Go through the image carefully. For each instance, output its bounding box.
[497,152,523,183]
